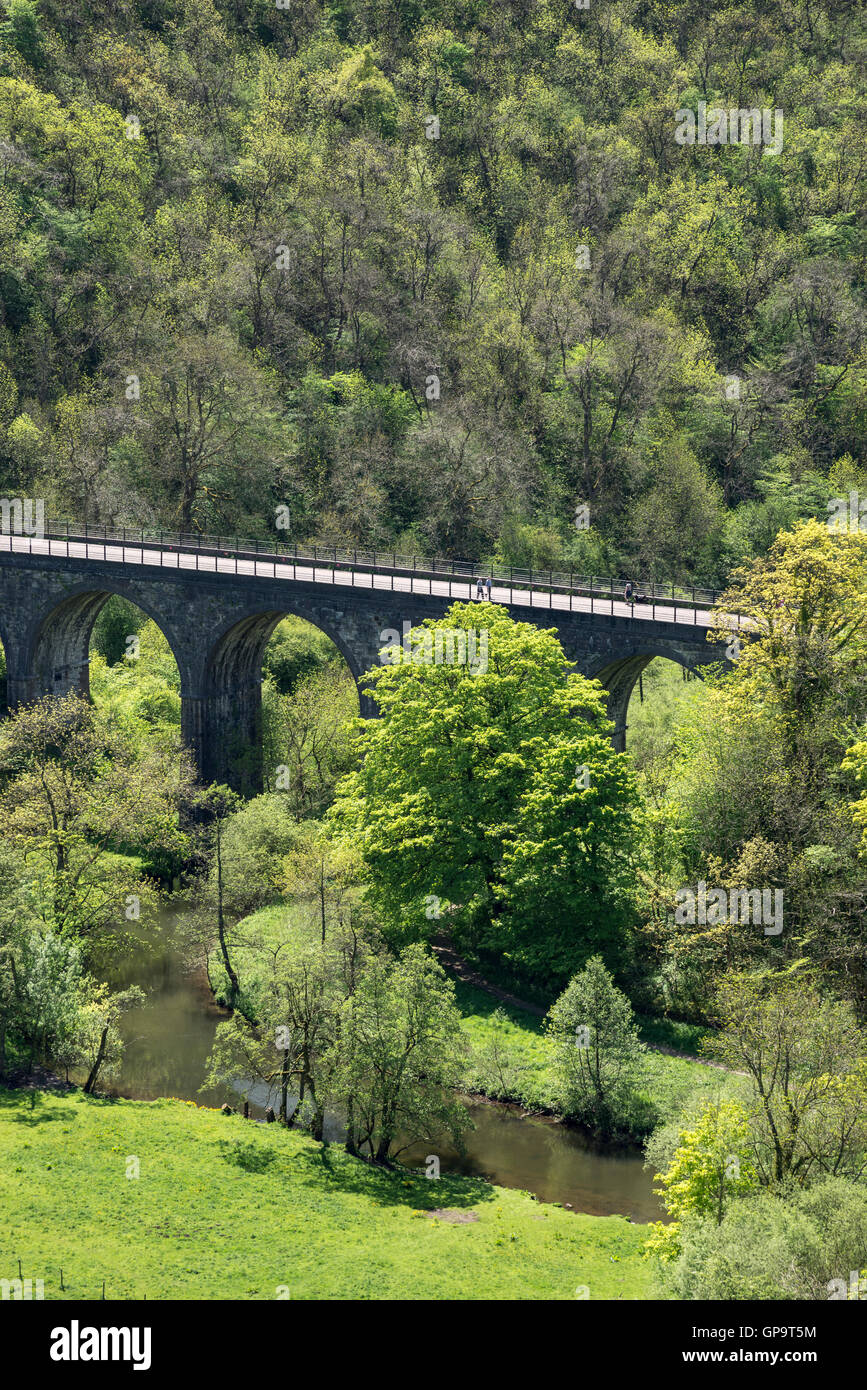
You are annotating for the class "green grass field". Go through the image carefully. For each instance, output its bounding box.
[455,980,743,1127]
[0,1087,654,1301]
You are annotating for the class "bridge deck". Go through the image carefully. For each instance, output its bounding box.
[0,532,725,630]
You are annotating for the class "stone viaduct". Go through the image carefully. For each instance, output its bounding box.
[0,535,729,794]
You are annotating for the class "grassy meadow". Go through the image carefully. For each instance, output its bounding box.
[0,1087,652,1301]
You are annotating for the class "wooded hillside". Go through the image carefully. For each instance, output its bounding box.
[0,0,863,580]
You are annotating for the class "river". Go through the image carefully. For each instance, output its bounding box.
[97,906,664,1222]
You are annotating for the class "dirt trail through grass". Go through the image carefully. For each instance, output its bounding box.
[432,935,736,1073]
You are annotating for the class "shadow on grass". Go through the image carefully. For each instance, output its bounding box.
[316,1147,498,1212]
[0,1087,80,1123]
[0,1085,497,1213]
[453,980,546,1033]
[245,1122,498,1212]
[635,1013,711,1055]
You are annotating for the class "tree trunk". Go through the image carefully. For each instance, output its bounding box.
[294,1071,306,1128]
[344,1095,357,1156]
[84,1025,109,1094]
[279,1048,290,1124]
[215,820,240,1007]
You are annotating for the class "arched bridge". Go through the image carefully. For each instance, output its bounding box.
[0,524,732,793]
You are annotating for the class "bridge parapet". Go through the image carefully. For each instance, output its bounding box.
[1,522,733,622]
[0,531,732,790]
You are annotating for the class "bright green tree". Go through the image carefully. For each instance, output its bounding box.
[644,1099,758,1263]
[333,602,639,985]
[333,943,470,1163]
[546,955,648,1139]
[0,693,192,961]
[707,973,867,1186]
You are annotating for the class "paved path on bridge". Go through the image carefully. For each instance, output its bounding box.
[0,533,718,630]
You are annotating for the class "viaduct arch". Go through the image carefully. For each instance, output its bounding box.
[0,540,728,793]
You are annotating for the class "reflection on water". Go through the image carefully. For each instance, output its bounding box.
[96,906,229,1109]
[400,1102,663,1222]
[96,906,662,1219]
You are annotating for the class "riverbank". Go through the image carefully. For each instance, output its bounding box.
[0,1087,654,1300]
[51,902,661,1216]
[455,979,745,1129]
[208,904,745,1142]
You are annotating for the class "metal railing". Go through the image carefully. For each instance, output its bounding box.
[0,519,737,628]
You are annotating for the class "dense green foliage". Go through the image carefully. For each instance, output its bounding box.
[0,0,863,578]
[657,1178,867,1300]
[0,689,191,950]
[547,955,651,1138]
[333,602,639,984]
[2,0,867,1306]
[634,521,867,1018]
[642,969,867,1289]
[206,900,471,1162]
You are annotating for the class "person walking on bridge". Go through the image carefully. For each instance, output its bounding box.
[475,576,485,599]
[624,580,634,603]
[485,576,493,600]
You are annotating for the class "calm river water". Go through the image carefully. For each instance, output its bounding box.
[98,909,663,1222]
